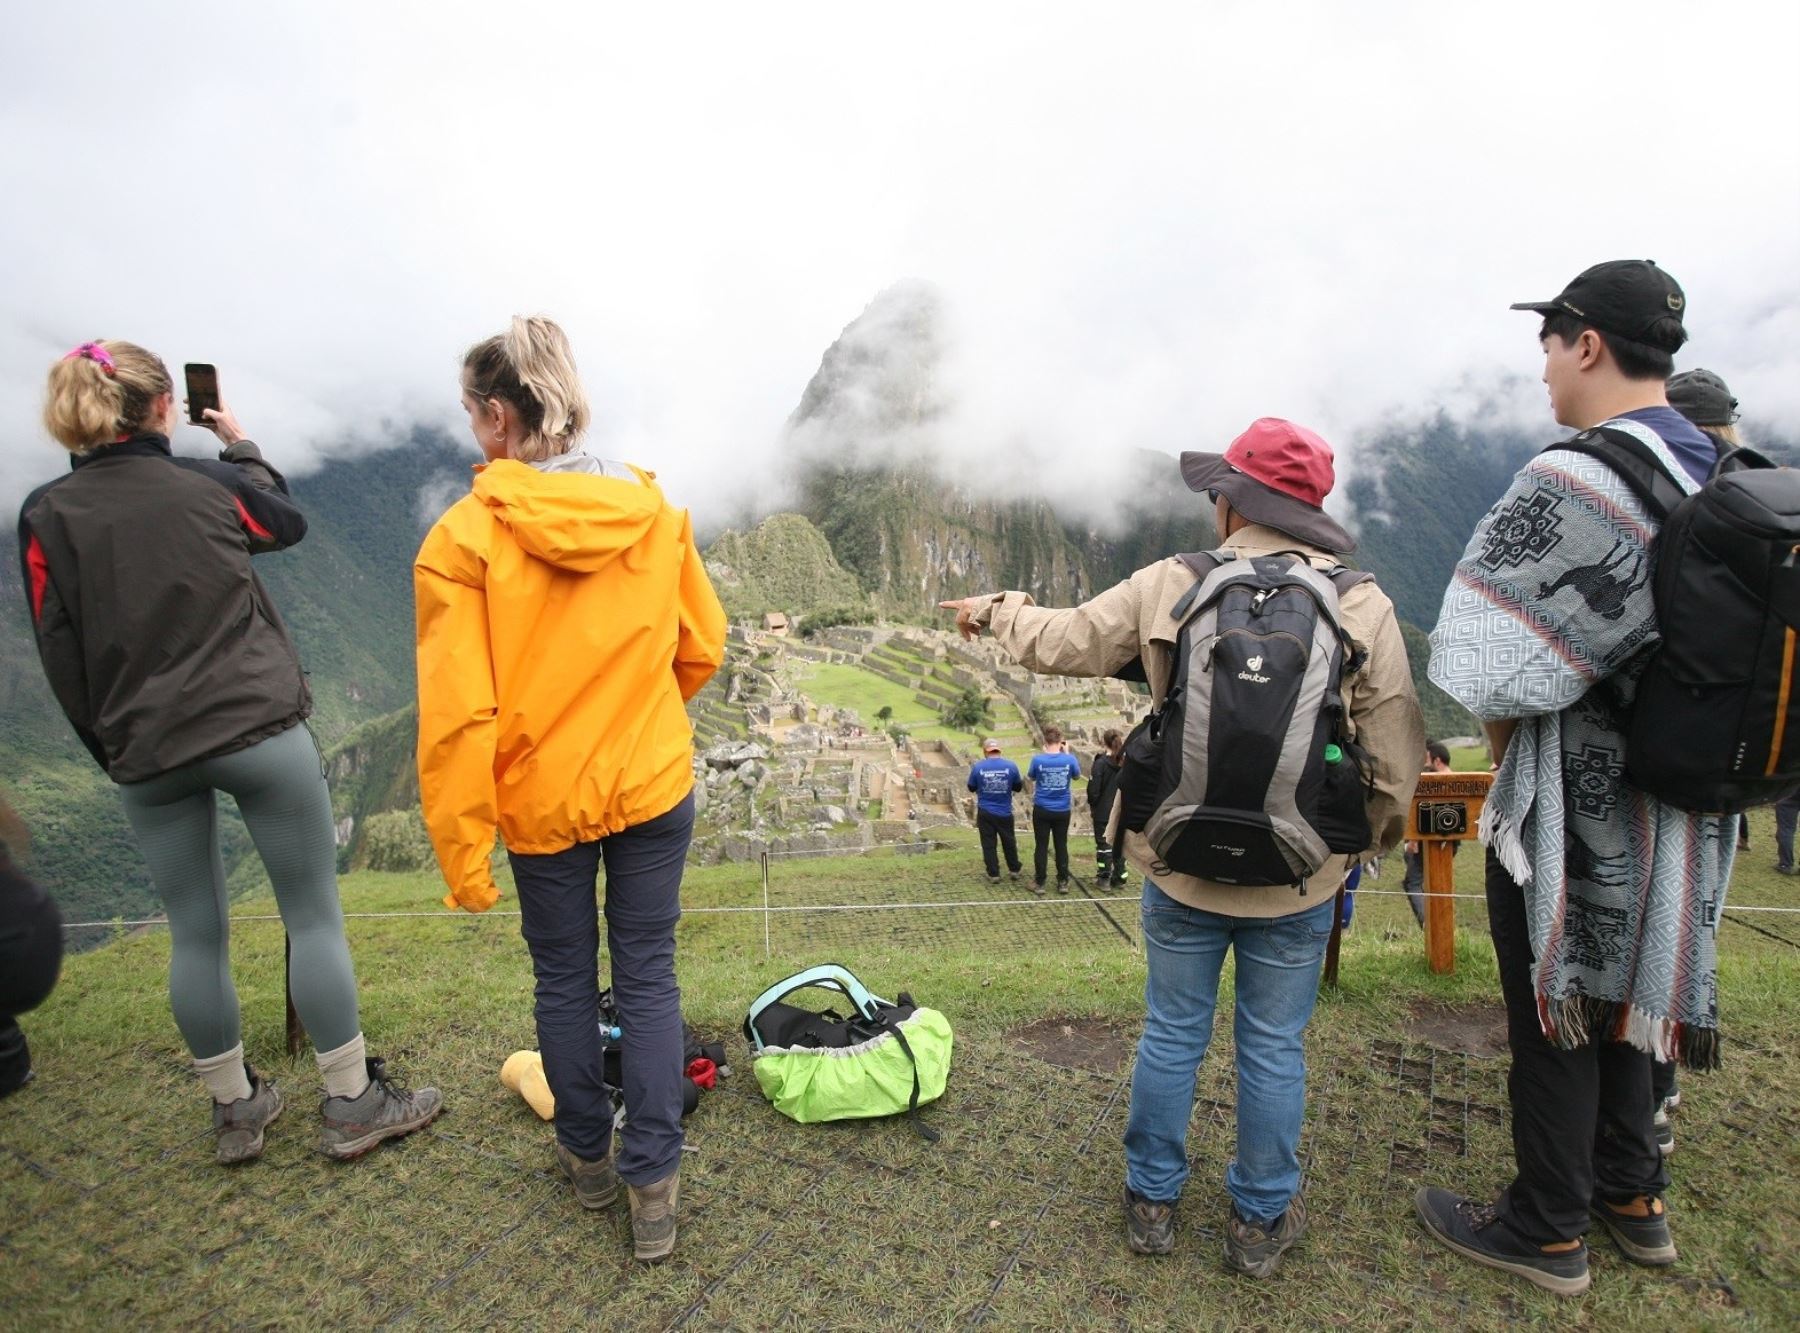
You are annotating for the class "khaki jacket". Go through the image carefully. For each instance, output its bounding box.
[971,523,1425,918]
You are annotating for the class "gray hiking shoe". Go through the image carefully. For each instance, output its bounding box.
[1224,1196,1308,1277]
[1123,1185,1175,1255]
[627,1170,680,1262]
[318,1057,443,1160]
[213,1066,282,1165]
[557,1140,620,1210]
[1590,1195,1677,1266]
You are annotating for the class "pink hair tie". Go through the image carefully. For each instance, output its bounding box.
[63,341,116,376]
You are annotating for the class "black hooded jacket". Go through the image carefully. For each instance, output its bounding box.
[16,433,312,783]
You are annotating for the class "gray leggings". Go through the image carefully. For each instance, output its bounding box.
[118,724,359,1058]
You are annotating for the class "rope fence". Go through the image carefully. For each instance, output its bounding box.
[57,889,1800,932]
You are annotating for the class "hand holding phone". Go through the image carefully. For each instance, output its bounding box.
[183,363,247,446]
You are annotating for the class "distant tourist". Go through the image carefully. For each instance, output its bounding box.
[943,417,1423,1278]
[1027,726,1082,894]
[0,799,60,1099]
[415,316,726,1263]
[1422,261,1728,1294]
[18,340,440,1162]
[1087,729,1128,887]
[1401,741,1455,927]
[1775,792,1800,878]
[966,738,1024,884]
[1667,367,1755,865]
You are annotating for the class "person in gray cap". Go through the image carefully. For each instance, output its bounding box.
[942,418,1422,1279]
[1666,368,1741,448]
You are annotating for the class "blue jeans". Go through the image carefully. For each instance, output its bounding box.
[1124,883,1333,1227]
[510,793,692,1186]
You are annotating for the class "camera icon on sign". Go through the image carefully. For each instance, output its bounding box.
[1415,801,1470,838]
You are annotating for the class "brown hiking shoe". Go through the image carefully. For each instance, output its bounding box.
[213,1066,282,1165]
[1224,1195,1308,1278]
[319,1057,443,1160]
[557,1140,620,1210]
[1123,1185,1176,1255]
[627,1170,680,1262]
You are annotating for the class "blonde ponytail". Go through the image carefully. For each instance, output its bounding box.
[463,316,591,463]
[42,340,172,453]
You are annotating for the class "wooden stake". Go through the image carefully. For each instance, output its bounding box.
[1323,883,1346,989]
[285,933,305,1057]
[1424,841,1457,974]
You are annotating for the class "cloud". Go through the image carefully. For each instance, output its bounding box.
[2,1,1796,525]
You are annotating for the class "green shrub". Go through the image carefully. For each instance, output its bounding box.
[941,685,992,732]
[359,807,436,872]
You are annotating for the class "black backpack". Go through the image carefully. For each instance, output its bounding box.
[1114,550,1376,888]
[1557,425,1800,813]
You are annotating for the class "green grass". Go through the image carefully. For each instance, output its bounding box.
[5,820,1797,1328]
[1451,745,1492,772]
[794,660,982,749]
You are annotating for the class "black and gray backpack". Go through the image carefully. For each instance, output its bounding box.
[1115,550,1375,887]
[1557,426,1800,813]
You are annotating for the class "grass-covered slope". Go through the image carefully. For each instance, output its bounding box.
[702,511,867,622]
[5,818,1796,1328]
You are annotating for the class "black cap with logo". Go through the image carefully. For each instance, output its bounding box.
[1511,259,1688,352]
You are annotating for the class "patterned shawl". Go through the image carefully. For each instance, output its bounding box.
[1429,418,1735,1069]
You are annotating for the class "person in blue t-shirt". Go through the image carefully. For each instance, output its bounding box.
[966,739,1024,883]
[1026,726,1083,894]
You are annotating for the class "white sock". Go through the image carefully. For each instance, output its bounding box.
[316,1034,371,1100]
[194,1043,253,1104]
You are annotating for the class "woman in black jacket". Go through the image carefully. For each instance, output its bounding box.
[1086,728,1128,887]
[19,340,438,1163]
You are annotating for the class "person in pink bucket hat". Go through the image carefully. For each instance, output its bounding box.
[943,418,1422,1278]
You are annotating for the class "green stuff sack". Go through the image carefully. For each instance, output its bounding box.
[744,964,952,1141]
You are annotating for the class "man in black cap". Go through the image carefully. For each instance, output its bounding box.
[1422,261,1735,1295]
[943,419,1422,1279]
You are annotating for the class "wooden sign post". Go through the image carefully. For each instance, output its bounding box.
[1410,770,1492,974]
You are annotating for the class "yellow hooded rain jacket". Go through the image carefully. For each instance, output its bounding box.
[414,458,726,912]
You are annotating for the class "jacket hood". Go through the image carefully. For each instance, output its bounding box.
[472,458,663,573]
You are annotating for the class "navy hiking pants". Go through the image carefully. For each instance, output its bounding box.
[510,793,693,1186]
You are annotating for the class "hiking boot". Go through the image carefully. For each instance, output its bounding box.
[319,1057,443,1160]
[1653,1105,1674,1157]
[1224,1196,1307,1278]
[556,1140,620,1209]
[1123,1185,1175,1255]
[1056,879,1071,895]
[1590,1195,1677,1266]
[213,1067,282,1165]
[628,1170,680,1262]
[1414,1187,1589,1296]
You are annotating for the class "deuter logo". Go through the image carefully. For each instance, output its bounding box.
[1236,653,1271,685]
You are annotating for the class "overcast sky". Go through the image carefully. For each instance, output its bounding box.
[3,1,1796,526]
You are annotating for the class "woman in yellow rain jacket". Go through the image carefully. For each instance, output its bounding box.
[415,317,725,1263]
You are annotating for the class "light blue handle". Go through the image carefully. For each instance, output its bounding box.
[745,964,891,1051]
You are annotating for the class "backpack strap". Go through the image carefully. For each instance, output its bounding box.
[1552,425,1688,523]
[879,1011,939,1142]
[744,964,889,1051]
[1169,549,1228,621]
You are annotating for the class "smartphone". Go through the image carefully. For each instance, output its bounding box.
[184,363,221,425]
